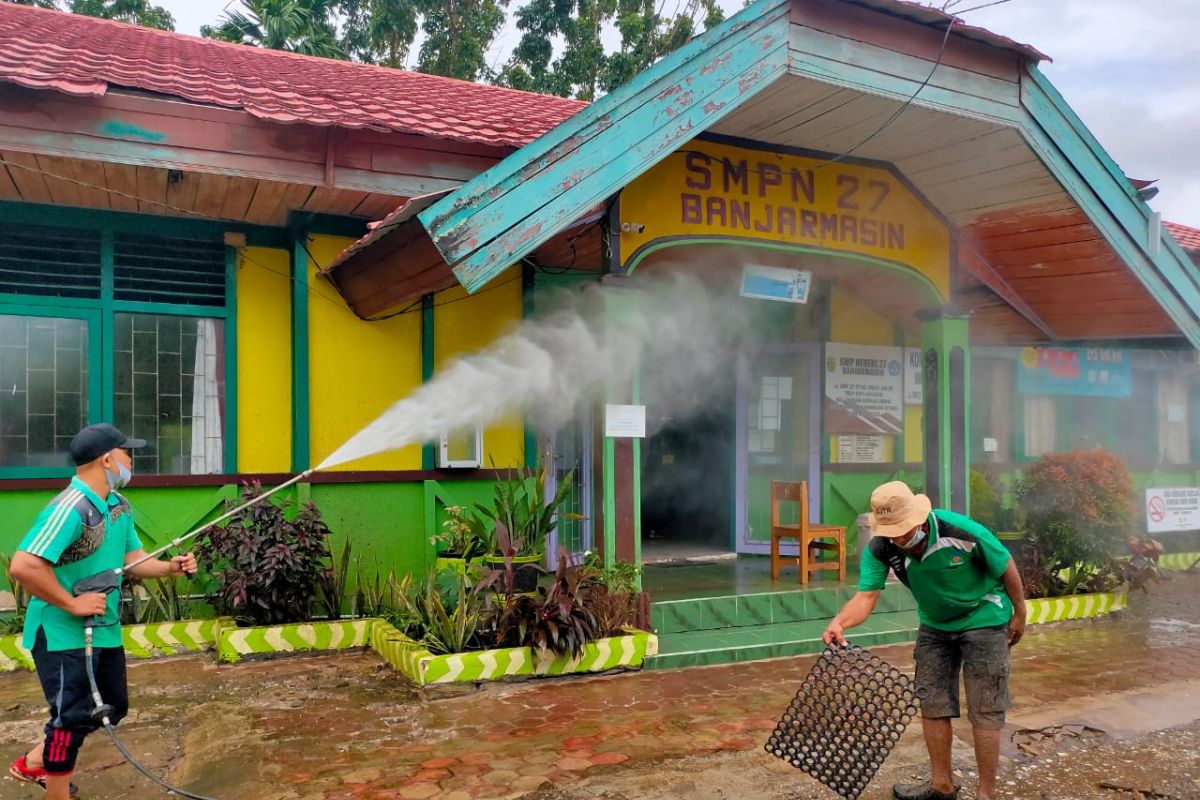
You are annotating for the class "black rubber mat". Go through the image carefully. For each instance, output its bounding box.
[765,644,923,799]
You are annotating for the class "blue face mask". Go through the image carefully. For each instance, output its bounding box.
[106,458,133,491]
[899,526,926,551]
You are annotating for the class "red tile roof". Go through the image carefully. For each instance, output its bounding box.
[0,2,586,148]
[1166,221,1200,254]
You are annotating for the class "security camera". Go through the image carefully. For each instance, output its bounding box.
[620,222,646,234]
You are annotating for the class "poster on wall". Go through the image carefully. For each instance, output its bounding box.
[837,434,887,464]
[1017,347,1132,398]
[825,343,904,435]
[1145,487,1200,533]
[904,347,923,405]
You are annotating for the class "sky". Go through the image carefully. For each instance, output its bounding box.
[159,0,1200,227]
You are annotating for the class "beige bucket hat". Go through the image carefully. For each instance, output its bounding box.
[867,481,932,538]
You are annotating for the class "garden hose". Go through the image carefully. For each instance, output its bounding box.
[84,626,221,800]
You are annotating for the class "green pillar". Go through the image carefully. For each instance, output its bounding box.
[919,309,970,514]
[290,232,310,473]
[421,293,436,471]
[601,280,641,576]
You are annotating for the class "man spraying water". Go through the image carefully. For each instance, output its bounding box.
[7,424,197,800]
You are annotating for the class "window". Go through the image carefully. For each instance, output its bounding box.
[0,218,234,478]
[0,314,93,470]
[438,428,483,469]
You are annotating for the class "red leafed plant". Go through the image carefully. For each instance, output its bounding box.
[1017,449,1134,596]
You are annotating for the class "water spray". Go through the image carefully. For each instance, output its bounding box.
[72,468,316,799]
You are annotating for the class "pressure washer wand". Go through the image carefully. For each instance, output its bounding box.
[119,469,316,577]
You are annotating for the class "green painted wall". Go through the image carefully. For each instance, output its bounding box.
[1,478,504,594]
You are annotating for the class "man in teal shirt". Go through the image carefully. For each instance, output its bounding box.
[8,424,196,800]
[824,481,1026,800]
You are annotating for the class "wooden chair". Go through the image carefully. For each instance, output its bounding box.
[770,480,847,584]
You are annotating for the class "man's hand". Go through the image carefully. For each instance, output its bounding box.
[823,619,847,647]
[69,593,108,618]
[168,553,198,577]
[1007,614,1025,647]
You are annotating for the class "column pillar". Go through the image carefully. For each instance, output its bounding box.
[919,309,970,513]
[601,278,641,572]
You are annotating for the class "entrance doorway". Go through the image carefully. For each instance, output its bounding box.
[736,343,822,554]
[640,379,735,563]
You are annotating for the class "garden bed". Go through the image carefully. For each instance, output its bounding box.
[372,620,658,686]
[217,618,376,663]
[1026,591,1127,625]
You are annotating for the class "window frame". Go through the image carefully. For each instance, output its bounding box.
[0,213,238,480]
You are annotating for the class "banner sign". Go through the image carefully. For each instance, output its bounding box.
[904,347,923,406]
[1017,347,1132,398]
[1145,487,1200,533]
[618,139,951,299]
[825,343,903,435]
[837,434,887,464]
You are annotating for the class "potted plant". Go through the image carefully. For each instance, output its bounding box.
[431,506,488,575]
[474,466,582,593]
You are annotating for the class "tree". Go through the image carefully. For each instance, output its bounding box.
[340,0,418,68]
[201,0,347,59]
[501,0,723,99]
[7,0,175,30]
[414,0,510,81]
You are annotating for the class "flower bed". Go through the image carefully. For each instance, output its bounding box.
[1025,591,1126,625]
[124,619,222,659]
[372,620,658,686]
[1159,552,1199,571]
[217,618,376,663]
[0,634,32,672]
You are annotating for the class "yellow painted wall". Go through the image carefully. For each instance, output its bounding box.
[434,266,525,467]
[306,234,424,471]
[236,246,292,472]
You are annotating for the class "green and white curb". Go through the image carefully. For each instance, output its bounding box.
[372,621,658,686]
[1026,591,1127,625]
[124,619,221,659]
[0,634,33,672]
[1159,552,1199,571]
[218,619,376,663]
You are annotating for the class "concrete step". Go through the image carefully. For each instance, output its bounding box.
[644,610,919,671]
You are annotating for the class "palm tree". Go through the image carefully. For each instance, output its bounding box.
[68,0,175,30]
[201,0,348,60]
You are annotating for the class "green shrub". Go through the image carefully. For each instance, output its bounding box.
[969,469,1003,532]
[1017,449,1134,596]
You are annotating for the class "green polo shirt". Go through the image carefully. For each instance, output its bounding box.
[859,509,1013,632]
[18,477,141,652]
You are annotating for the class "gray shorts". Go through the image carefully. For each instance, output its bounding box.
[914,623,1011,730]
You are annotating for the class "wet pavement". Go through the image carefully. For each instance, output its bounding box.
[1,573,1198,800]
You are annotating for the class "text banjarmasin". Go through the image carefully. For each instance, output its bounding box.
[681,153,906,250]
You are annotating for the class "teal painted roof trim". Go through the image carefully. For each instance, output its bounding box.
[419,0,791,293]
[1020,65,1200,347]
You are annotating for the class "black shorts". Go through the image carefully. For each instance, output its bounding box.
[31,627,128,774]
[913,623,1011,730]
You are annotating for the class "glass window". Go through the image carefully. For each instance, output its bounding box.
[113,314,225,475]
[0,315,89,469]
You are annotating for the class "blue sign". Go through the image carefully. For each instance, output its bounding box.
[1016,347,1132,398]
[740,265,812,304]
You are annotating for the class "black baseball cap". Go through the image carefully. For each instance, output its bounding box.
[69,424,147,466]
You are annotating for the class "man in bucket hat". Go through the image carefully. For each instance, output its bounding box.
[823,481,1026,800]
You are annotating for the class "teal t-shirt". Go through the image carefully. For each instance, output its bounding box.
[858,509,1013,632]
[18,477,142,651]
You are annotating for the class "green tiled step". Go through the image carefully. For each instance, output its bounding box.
[650,585,917,634]
[644,610,919,670]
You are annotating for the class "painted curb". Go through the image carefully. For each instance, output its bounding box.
[1159,552,1199,571]
[217,619,376,663]
[0,634,33,672]
[1026,591,1126,625]
[371,621,658,686]
[123,619,221,659]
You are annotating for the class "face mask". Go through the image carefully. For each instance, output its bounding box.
[105,458,133,491]
[898,526,926,551]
